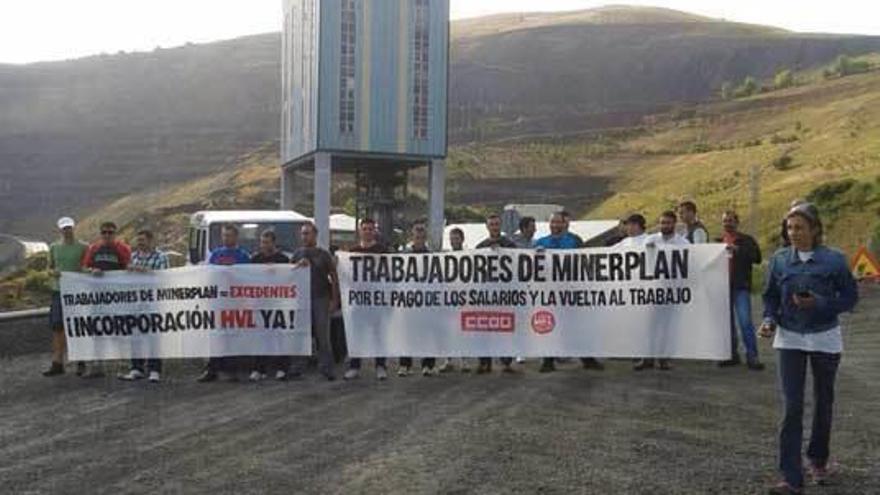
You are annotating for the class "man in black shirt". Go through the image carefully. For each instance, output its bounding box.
[398,222,438,377]
[679,200,709,244]
[248,230,291,381]
[343,218,390,381]
[475,214,517,250]
[291,223,338,381]
[439,228,471,373]
[475,214,516,374]
[717,210,764,370]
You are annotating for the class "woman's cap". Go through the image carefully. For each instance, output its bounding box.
[787,203,820,223]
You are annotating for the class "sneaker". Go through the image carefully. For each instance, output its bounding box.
[375,366,388,381]
[81,368,105,379]
[148,371,161,383]
[42,362,64,377]
[397,366,411,377]
[75,362,86,377]
[249,370,264,382]
[581,358,605,370]
[323,371,336,381]
[344,368,360,380]
[196,370,218,383]
[633,359,655,371]
[118,369,145,381]
[275,370,288,381]
[718,355,742,368]
[768,481,804,494]
[747,360,766,371]
[438,359,453,373]
[808,461,835,485]
[658,359,673,371]
[421,366,438,377]
[515,357,526,364]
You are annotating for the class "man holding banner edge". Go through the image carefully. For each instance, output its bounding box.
[291,223,338,381]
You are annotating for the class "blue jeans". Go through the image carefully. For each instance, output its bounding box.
[777,349,840,488]
[731,290,759,361]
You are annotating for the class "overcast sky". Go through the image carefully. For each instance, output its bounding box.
[0,0,877,64]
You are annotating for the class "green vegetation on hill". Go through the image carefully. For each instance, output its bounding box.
[80,62,880,262]
[4,6,880,238]
[451,67,880,256]
[0,254,51,311]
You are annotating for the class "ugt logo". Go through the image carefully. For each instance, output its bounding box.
[530,310,555,335]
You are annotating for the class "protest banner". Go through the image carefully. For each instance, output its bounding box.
[338,245,731,359]
[60,265,312,360]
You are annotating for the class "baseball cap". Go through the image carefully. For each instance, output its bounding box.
[57,217,76,229]
[787,203,820,223]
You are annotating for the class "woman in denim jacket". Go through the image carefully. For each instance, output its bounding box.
[760,204,858,495]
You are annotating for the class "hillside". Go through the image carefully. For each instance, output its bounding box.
[69,66,880,263]
[0,34,280,238]
[449,67,880,255]
[4,6,880,238]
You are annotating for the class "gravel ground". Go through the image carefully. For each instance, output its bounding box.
[1,288,878,495]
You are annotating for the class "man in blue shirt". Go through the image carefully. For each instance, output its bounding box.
[534,211,582,250]
[208,225,252,265]
[535,211,604,372]
[198,224,251,382]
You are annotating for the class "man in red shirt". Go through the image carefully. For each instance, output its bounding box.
[80,221,132,378]
[82,221,131,274]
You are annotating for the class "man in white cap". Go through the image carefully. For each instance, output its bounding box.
[43,217,88,377]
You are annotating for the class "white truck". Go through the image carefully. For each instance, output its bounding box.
[187,210,356,264]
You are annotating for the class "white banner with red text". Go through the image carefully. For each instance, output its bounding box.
[60,265,312,360]
[338,245,731,359]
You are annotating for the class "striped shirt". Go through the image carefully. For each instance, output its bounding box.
[130,249,170,271]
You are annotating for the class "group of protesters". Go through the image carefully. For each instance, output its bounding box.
[41,198,858,494]
[42,217,337,384]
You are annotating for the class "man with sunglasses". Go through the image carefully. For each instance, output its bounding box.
[80,221,132,378]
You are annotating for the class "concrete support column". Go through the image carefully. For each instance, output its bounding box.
[428,159,446,251]
[280,166,298,211]
[314,152,332,249]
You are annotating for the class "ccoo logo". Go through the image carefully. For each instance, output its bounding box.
[461,311,515,333]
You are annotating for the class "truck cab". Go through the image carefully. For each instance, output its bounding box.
[188,210,357,264]
[188,210,310,265]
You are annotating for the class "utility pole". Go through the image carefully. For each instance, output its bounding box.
[748,164,761,236]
